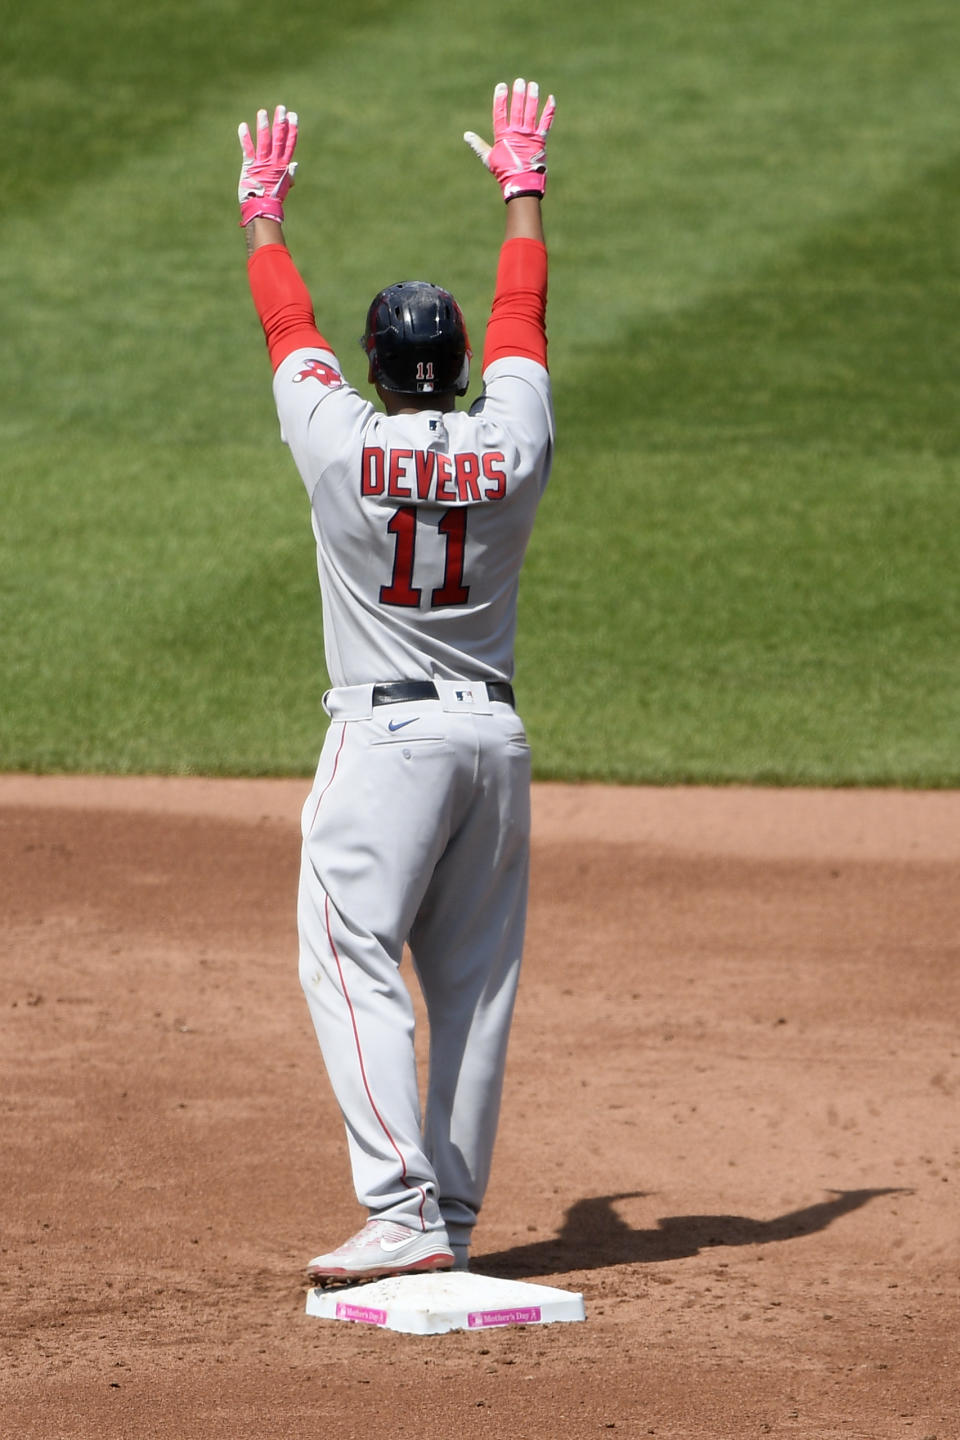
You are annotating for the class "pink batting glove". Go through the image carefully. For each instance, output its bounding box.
[237,104,299,226]
[463,78,556,200]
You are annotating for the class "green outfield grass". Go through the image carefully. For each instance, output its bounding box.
[2,0,959,782]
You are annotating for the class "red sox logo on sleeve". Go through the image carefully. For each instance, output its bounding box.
[294,357,343,389]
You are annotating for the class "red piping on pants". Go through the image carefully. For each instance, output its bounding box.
[308,722,347,834]
[323,893,428,1229]
[307,722,427,1229]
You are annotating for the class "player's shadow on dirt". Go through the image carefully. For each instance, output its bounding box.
[474,1188,910,1279]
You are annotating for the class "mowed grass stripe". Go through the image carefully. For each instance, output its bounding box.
[519,153,960,783]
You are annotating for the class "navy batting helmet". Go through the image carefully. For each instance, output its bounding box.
[361,281,471,397]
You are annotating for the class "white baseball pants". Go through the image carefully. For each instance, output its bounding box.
[297,681,531,1250]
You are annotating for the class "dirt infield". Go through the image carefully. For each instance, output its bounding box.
[2,777,958,1439]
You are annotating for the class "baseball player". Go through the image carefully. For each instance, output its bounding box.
[238,79,556,1282]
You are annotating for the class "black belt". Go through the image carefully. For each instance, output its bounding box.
[371,680,515,708]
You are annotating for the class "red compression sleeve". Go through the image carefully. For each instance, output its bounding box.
[482,237,548,372]
[247,243,334,372]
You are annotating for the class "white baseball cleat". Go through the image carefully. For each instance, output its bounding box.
[306,1219,455,1284]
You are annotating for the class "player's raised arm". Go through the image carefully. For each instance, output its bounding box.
[236,105,335,370]
[464,79,556,370]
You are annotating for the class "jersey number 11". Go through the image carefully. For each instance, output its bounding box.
[380,506,470,609]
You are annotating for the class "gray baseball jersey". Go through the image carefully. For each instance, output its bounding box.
[271,349,553,685]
